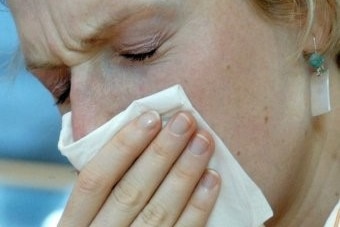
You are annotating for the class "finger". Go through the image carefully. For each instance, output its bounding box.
[58,110,161,226]
[91,112,197,226]
[131,130,215,227]
[175,169,221,227]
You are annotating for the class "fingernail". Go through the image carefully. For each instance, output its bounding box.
[169,113,191,135]
[188,133,210,155]
[200,170,218,190]
[138,111,160,129]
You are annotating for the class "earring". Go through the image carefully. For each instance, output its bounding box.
[309,37,331,116]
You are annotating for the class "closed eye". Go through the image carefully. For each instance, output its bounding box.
[55,79,71,105]
[31,67,71,105]
[121,49,157,62]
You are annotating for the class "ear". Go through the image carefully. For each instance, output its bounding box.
[303,1,335,55]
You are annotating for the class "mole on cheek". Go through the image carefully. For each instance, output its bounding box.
[264,116,269,124]
[263,106,269,124]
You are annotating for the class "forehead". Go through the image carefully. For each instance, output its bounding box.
[85,0,187,24]
[24,0,194,69]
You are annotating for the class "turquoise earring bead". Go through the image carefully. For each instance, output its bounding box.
[309,53,325,69]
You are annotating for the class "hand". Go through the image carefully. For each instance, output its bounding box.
[58,111,221,226]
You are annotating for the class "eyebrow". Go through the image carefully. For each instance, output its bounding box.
[26,0,177,70]
[80,1,177,46]
[26,61,62,71]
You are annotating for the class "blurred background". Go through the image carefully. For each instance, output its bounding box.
[0,2,74,226]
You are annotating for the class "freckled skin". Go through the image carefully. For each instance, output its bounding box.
[8,0,340,225]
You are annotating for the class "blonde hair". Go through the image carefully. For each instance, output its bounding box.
[251,0,339,61]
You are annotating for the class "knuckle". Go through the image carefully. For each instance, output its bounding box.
[112,179,142,210]
[172,165,194,182]
[149,141,172,161]
[174,204,209,227]
[138,202,168,227]
[77,169,109,194]
[189,200,210,216]
[112,133,137,153]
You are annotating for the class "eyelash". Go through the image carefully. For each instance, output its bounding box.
[53,68,71,105]
[120,49,157,62]
[56,80,71,105]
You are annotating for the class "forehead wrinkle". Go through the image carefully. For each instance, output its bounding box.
[27,0,182,70]
[81,0,179,46]
[102,0,174,20]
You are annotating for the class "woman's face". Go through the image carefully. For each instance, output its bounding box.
[17,0,312,213]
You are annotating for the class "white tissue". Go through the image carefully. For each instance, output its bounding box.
[58,85,273,227]
[324,200,340,227]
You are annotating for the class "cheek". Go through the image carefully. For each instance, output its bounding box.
[68,32,263,140]
[69,56,190,139]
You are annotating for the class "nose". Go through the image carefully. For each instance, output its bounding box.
[68,62,146,140]
[68,58,175,140]
[68,62,117,140]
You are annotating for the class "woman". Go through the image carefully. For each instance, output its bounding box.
[7,0,340,226]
